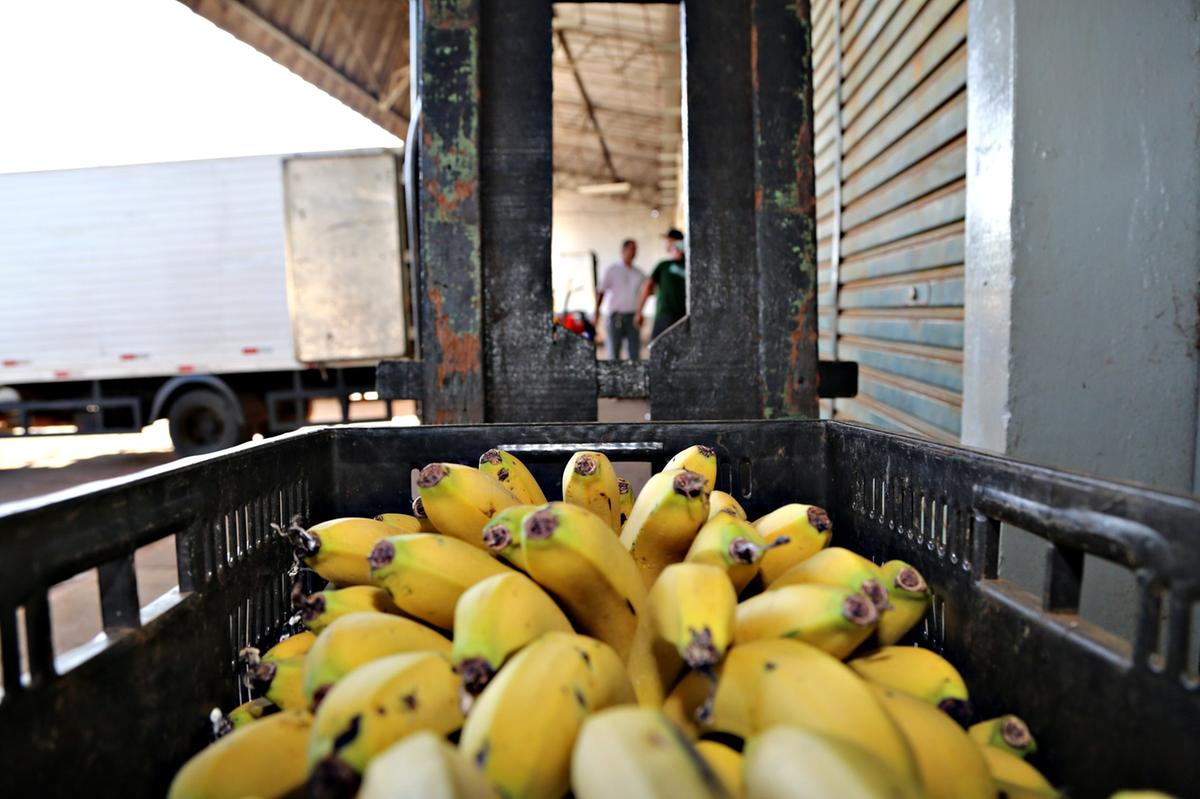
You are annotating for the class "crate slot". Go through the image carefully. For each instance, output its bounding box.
[135,535,179,609]
[1185,601,1199,689]
[997,522,1049,598]
[1078,554,1138,644]
[46,569,104,667]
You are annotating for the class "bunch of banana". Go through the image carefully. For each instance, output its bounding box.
[617,476,634,525]
[735,583,879,658]
[374,513,425,533]
[415,463,521,549]
[648,562,737,673]
[978,745,1059,798]
[358,732,498,799]
[298,585,401,634]
[301,612,449,706]
[754,503,833,585]
[562,450,623,533]
[479,504,537,569]
[168,710,313,799]
[517,502,664,705]
[620,468,711,587]
[282,517,396,586]
[664,444,718,491]
[876,559,932,645]
[243,630,316,712]
[707,489,747,520]
[451,571,573,709]
[969,714,1038,759]
[570,707,729,799]
[368,533,512,629]
[459,632,635,799]
[848,645,970,722]
[213,696,278,738]
[685,514,786,593]
[479,448,547,505]
[768,546,890,612]
[308,651,463,794]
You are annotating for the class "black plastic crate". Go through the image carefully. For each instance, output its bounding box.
[0,420,1197,797]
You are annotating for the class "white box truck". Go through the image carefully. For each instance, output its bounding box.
[0,149,411,454]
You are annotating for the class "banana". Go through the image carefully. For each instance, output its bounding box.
[768,547,890,612]
[562,451,624,533]
[571,707,730,799]
[707,490,747,521]
[648,563,737,672]
[734,583,879,659]
[302,611,450,705]
[168,709,312,799]
[518,502,664,705]
[685,514,784,593]
[744,725,925,799]
[968,714,1038,759]
[299,585,402,634]
[283,517,396,586]
[243,631,317,712]
[848,646,970,722]
[620,469,711,587]
[662,638,918,781]
[358,731,499,799]
[216,697,278,736]
[479,448,547,505]
[617,476,634,526]
[479,504,538,570]
[411,496,442,532]
[877,560,933,645]
[978,745,1059,798]
[369,533,513,629]
[459,632,635,799]
[754,504,832,585]
[871,683,994,799]
[374,513,425,533]
[695,740,743,799]
[308,651,463,792]
[416,463,521,549]
[452,571,573,709]
[664,444,718,492]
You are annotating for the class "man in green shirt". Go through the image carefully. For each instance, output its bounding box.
[635,228,687,339]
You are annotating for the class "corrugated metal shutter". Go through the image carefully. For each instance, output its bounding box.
[812,0,966,443]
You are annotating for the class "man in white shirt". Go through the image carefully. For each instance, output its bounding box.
[594,239,646,360]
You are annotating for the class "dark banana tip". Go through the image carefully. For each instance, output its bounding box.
[482,523,513,552]
[618,477,632,495]
[728,537,760,565]
[1001,715,1032,748]
[290,582,306,608]
[683,627,720,671]
[308,755,361,799]
[368,539,396,570]
[807,506,831,532]
[248,660,277,689]
[574,454,598,476]
[455,657,495,698]
[300,593,326,623]
[938,697,972,726]
[697,445,715,458]
[895,565,928,593]
[842,592,879,626]
[524,509,558,540]
[860,579,891,611]
[480,448,503,465]
[672,470,707,499]
[411,496,428,518]
[417,463,448,488]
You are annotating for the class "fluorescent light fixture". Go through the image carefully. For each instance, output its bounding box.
[577,181,631,195]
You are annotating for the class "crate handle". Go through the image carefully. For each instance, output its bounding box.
[494,441,666,457]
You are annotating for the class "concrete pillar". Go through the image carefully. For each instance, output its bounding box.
[963,0,1200,636]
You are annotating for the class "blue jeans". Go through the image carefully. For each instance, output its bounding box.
[606,312,641,359]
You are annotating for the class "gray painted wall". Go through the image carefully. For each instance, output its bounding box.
[964,0,1200,637]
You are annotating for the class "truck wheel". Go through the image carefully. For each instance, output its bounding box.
[168,389,244,456]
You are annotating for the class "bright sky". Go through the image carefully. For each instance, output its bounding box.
[0,0,403,175]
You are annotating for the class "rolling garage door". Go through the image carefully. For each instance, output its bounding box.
[813,0,966,443]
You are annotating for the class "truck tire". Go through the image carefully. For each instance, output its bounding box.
[167,389,244,456]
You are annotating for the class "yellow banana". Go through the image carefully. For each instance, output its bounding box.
[242,631,316,712]
[744,725,925,799]
[518,502,664,705]
[707,490,747,521]
[685,514,785,593]
[979,745,1059,798]
[562,450,624,533]
[283,517,396,586]
[411,495,442,532]
[877,559,933,645]
[308,651,463,792]
[648,562,737,672]
[416,463,521,549]
[617,476,634,526]
[664,444,718,492]
[359,731,499,799]
[479,504,538,570]
[459,632,635,799]
[167,710,312,799]
[260,630,316,659]
[695,740,743,799]
[620,469,711,587]
[735,583,879,659]
[452,571,573,709]
[298,585,401,634]
[302,611,450,705]
[479,448,547,505]
[871,683,994,799]
[374,513,425,533]
[571,707,730,799]
[219,697,278,734]
[662,638,918,781]
[968,714,1038,759]
[754,504,832,585]
[848,646,970,722]
[368,533,513,630]
[768,546,890,612]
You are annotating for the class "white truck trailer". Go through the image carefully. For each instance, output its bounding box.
[0,150,411,454]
